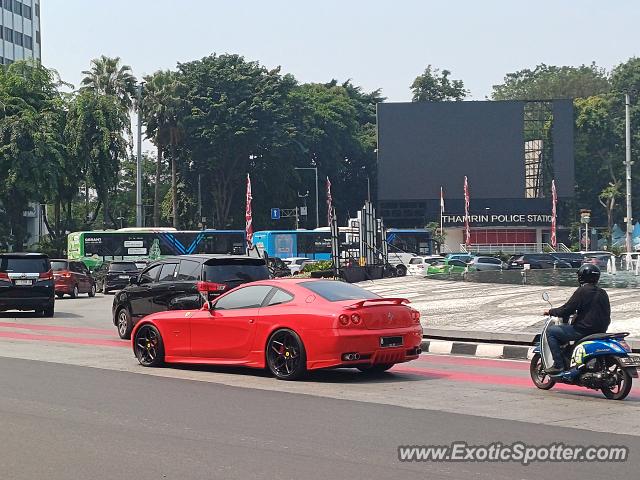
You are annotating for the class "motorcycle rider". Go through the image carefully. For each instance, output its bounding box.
[542,264,611,374]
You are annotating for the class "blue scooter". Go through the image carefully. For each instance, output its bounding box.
[530,292,640,400]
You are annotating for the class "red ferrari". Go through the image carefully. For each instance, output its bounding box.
[131,278,423,380]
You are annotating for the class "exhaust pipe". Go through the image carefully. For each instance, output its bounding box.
[342,352,360,361]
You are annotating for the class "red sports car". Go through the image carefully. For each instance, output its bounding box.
[131,278,423,380]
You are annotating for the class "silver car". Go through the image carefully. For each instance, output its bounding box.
[468,256,505,271]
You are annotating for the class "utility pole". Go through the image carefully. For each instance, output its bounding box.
[295,167,319,229]
[625,93,633,253]
[136,83,144,228]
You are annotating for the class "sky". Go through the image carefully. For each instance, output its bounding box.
[43,0,639,102]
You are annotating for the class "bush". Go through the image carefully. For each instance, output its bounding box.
[301,260,333,273]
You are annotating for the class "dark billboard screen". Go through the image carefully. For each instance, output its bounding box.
[376,100,574,201]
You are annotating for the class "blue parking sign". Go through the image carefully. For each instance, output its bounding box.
[271,208,281,220]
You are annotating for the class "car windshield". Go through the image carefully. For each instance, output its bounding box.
[109,262,138,272]
[301,280,381,302]
[0,256,49,273]
[203,259,270,283]
[50,261,69,271]
[409,258,423,264]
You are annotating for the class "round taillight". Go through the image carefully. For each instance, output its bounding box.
[339,314,350,326]
[351,313,361,325]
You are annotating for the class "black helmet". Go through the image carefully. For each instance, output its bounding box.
[577,264,600,285]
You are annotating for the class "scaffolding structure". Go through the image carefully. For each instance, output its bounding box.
[523,101,554,199]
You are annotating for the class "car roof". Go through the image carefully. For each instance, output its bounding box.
[156,254,261,262]
[0,252,48,257]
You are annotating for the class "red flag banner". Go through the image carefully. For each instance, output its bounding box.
[551,179,557,248]
[245,174,253,250]
[326,177,333,227]
[464,176,470,247]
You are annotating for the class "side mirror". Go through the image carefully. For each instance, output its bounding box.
[542,292,550,302]
[129,276,139,285]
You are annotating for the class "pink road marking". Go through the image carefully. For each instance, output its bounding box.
[0,330,129,348]
[0,321,114,337]
[417,354,530,371]
[392,365,640,399]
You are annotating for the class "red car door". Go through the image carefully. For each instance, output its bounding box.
[189,285,272,360]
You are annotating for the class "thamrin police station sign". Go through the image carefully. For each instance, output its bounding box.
[442,213,553,227]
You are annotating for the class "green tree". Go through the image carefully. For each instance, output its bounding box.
[80,55,137,111]
[179,54,296,228]
[142,70,187,228]
[410,65,468,102]
[491,63,610,100]
[65,90,130,228]
[0,61,67,250]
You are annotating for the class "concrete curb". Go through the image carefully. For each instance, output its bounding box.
[421,339,533,360]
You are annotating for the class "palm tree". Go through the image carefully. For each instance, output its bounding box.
[142,70,186,228]
[81,55,137,111]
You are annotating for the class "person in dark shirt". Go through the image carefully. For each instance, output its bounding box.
[542,263,611,374]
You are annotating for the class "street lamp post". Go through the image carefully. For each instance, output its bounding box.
[136,83,144,228]
[295,167,319,228]
[625,92,634,253]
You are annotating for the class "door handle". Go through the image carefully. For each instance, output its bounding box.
[249,319,255,324]
[168,285,176,290]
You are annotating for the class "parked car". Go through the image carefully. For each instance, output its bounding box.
[467,256,505,271]
[112,254,270,339]
[407,255,444,276]
[507,254,572,270]
[0,253,54,317]
[93,261,141,294]
[282,257,315,275]
[426,258,468,275]
[444,253,474,263]
[267,256,291,277]
[131,278,422,380]
[549,252,584,268]
[582,253,613,269]
[51,259,96,298]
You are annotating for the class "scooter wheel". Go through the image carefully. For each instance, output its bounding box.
[601,358,633,400]
[530,353,556,390]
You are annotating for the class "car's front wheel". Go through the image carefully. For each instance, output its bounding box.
[70,285,79,299]
[266,329,307,380]
[134,324,164,367]
[116,308,133,340]
[88,284,96,297]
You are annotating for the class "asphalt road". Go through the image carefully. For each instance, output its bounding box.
[0,294,639,479]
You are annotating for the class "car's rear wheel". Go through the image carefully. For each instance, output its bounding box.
[116,308,133,340]
[266,329,307,380]
[55,293,64,299]
[42,304,54,318]
[357,364,394,374]
[134,324,164,367]
[70,285,79,299]
[88,284,96,297]
[396,265,407,277]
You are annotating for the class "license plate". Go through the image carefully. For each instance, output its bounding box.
[619,355,640,367]
[14,279,32,286]
[380,336,403,348]
[119,275,130,279]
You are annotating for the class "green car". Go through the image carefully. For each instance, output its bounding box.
[426,258,469,275]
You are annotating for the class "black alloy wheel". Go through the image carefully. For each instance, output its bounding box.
[134,324,164,367]
[529,353,556,390]
[266,329,307,380]
[601,357,633,400]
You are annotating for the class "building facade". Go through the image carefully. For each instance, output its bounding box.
[1,0,41,65]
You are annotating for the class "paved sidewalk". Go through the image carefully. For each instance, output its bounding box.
[358,276,640,340]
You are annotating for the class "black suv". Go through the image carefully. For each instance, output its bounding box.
[112,255,270,339]
[0,253,55,316]
[93,261,141,294]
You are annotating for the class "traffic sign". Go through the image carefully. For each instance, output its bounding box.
[271,208,281,220]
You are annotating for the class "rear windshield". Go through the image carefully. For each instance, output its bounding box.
[301,280,380,302]
[51,260,69,271]
[109,262,139,272]
[203,259,269,283]
[0,256,49,273]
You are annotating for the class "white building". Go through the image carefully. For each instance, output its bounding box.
[1,0,41,64]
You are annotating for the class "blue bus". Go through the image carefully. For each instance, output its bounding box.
[252,229,431,260]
